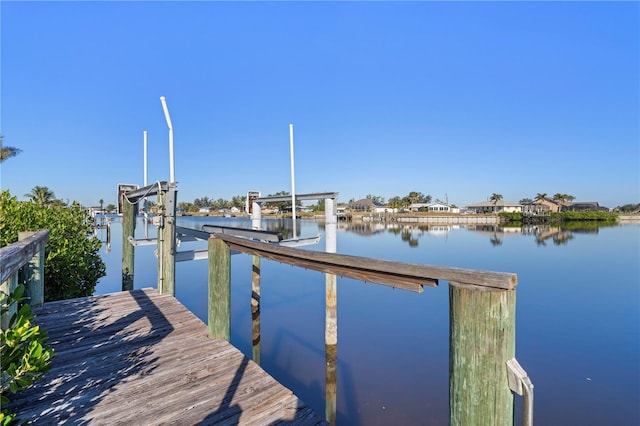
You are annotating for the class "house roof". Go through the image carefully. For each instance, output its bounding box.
[466,200,521,208]
[348,199,386,208]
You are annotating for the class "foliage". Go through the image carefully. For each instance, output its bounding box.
[615,203,640,213]
[401,191,431,207]
[24,186,57,208]
[0,190,106,301]
[1,285,54,424]
[365,194,385,204]
[557,211,618,221]
[0,136,22,163]
[498,212,523,222]
[312,199,325,212]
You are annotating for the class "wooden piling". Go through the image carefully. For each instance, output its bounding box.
[449,281,516,426]
[157,186,177,295]
[251,255,261,364]
[208,237,231,341]
[18,231,45,308]
[121,195,138,291]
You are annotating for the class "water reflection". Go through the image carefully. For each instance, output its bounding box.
[336,220,619,247]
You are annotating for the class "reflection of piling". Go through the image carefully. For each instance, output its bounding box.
[325,343,337,425]
[324,197,338,425]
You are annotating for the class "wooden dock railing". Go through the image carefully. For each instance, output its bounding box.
[121,183,532,426]
[0,230,49,329]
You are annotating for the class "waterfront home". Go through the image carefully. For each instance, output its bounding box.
[347,198,397,213]
[466,200,523,214]
[407,202,459,213]
[561,201,606,212]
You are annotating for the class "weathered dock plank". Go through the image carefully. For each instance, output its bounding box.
[6,288,327,425]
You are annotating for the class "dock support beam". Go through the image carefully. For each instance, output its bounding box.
[157,184,177,295]
[449,281,516,426]
[19,231,45,308]
[122,194,138,291]
[208,237,231,341]
[251,205,262,364]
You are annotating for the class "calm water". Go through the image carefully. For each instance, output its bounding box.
[93,217,640,425]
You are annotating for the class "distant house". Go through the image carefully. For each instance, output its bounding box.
[562,202,606,212]
[521,201,549,215]
[407,202,459,213]
[466,200,523,214]
[347,199,396,213]
[198,207,211,213]
[537,198,563,213]
[522,198,568,215]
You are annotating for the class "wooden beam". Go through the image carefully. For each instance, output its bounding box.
[213,233,515,290]
[203,225,283,242]
[0,230,49,283]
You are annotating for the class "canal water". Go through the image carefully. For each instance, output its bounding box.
[93,216,640,425]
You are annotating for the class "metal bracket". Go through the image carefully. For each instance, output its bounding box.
[128,236,158,247]
[506,358,534,426]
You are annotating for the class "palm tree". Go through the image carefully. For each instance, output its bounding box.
[25,186,56,207]
[489,193,503,213]
[0,136,22,163]
[534,193,548,202]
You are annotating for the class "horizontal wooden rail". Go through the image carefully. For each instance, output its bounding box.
[212,233,517,291]
[0,230,50,283]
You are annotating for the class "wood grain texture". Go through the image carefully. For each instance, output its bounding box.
[6,288,327,425]
[449,281,516,426]
[0,229,49,283]
[213,233,517,290]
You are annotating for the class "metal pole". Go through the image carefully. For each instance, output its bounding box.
[160,96,175,184]
[289,124,297,239]
[143,130,148,187]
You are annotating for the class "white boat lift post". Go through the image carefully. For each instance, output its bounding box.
[143,130,149,238]
[289,124,297,239]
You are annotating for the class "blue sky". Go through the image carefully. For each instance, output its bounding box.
[1,1,638,208]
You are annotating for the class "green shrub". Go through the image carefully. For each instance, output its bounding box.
[1,285,54,425]
[0,190,106,301]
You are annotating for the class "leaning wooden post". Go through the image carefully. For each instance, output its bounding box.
[19,231,45,308]
[122,192,138,291]
[208,236,231,341]
[449,281,516,426]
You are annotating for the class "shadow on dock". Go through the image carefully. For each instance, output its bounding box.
[7,289,327,425]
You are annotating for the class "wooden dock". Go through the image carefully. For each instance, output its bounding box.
[7,288,327,425]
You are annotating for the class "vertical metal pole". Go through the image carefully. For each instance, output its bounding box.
[289,124,297,239]
[160,96,175,184]
[143,130,148,187]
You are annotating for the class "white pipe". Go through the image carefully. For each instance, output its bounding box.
[289,124,297,239]
[160,96,175,183]
[143,131,148,187]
